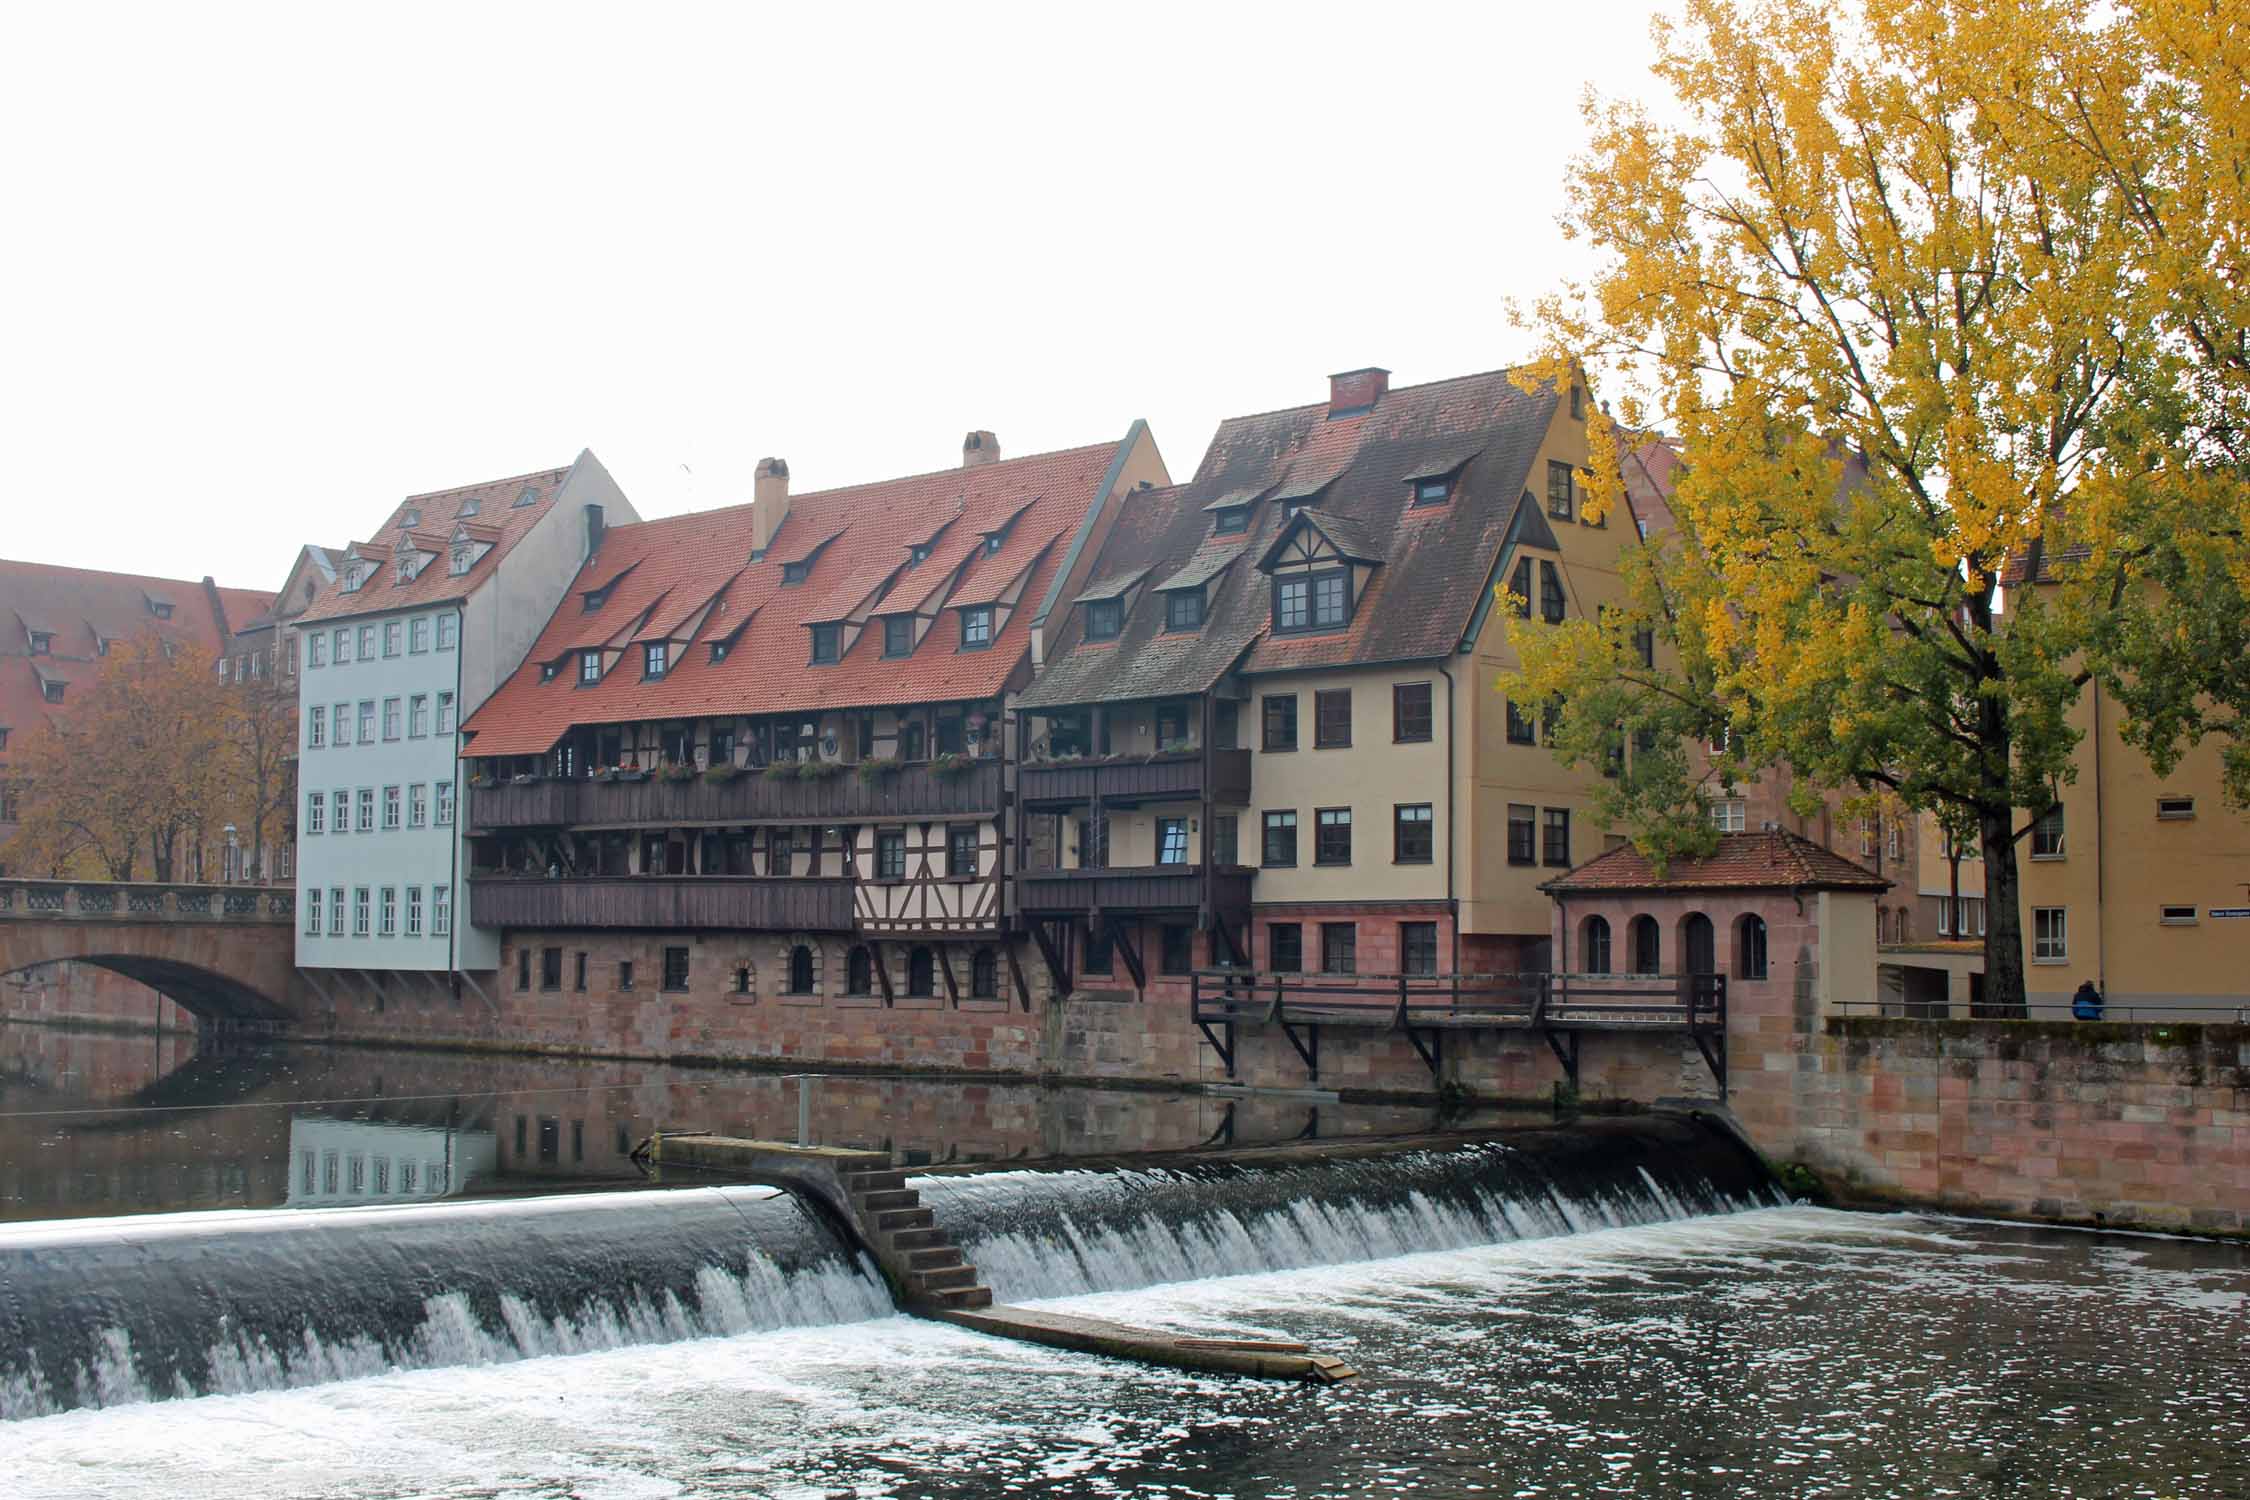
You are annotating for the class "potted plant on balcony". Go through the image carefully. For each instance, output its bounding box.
[468,771,496,789]
[658,763,696,783]
[796,759,847,781]
[762,760,799,781]
[930,750,979,778]
[855,756,902,783]
[615,765,648,783]
[703,762,741,783]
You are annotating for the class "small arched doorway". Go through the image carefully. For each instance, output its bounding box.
[1580,915,1612,974]
[1628,915,1661,975]
[1681,912,1716,975]
[1735,914,1768,980]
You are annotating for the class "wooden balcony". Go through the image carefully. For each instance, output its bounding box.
[1014,864,1254,915]
[467,759,1003,832]
[1018,748,1251,808]
[469,875,856,932]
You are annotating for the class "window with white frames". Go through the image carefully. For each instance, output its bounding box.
[405,886,423,937]
[382,698,401,740]
[436,614,457,650]
[2033,906,2068,962]
[305,889,321,935]
[354,887,371,936]
[332,788,348,833]
[1709,798,1746,832]
[356,788,374,832]
[436,692,454,735]
[330,887,345,934]
[306,632,325,668]
[358,701,375,742]
[333,702,350,745]
[435,780,454,826]
[410,616,430,653]
[308,705,326,749]
[409,695,428,737]
[382,786,401,830]
[306,791,324,835]
[383,620,401,657]
[409,783,427,828]
[379,887,397,936]
[432,884,451,935]
[358,625,376,660]
[580,651,602,685]
[333,628,350,664]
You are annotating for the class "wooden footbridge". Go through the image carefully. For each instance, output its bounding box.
[1189,968,1730,1094]
[634,1131,1356,1384]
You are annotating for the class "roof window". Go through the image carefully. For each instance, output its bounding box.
[400,507,421,528]
[540,662,559,682]
[1273,568,1350,635]
[781,561,810,586]
[908,543,932,567]
[809,623,841,664]
[27,630,52,655]
[450,546,474,576]
[42,679,65,704]
[959,605,994,651]
[579,651,602,685]
[460,496,480,517]
[643,642,668,680]
[512,485,540,508]
[1084,598,1122,642]
[882,616,915,658]
[1412,475,1453,507]
[1164,588,1205,633]
[147,597,174,618]
[709,640,731,664]
[1213,506,1251,536]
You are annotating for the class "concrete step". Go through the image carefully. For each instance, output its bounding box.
[883,1227,950,1252]
[872,1206,933,1232]
[915,1264,977,1291]
[855,1188,919,1213]
[906,1246,964,1271]
[929,1285,993,1310]
[841,1169,907,1193]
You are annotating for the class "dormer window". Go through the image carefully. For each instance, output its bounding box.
[1282,499,1313,521]
[1274,569,1350,634]
[340,568,363,593]
[396,555,420,584]
[512,485,539,508]
[42,679,64,704]
[579,651,602,685]
[909,543,932,567]
[459,496,480,517]
[1085,598,1122,641]
[960,605,994,650]
[583,586,609,611]
[984,535,1004,557]
[449,546,472,576]
[1164,589,1205,632]
[540,662,559,682]
[147,598,173,618]
[781,561,810,586]
[883,616,915,658]
[400,507,421,528]
[1412,476,1453,507]
[644,642,668,680]
[710,640,731,663]
[1213,506,1251,536]
[809,623,841,664]
[27,630,51,655]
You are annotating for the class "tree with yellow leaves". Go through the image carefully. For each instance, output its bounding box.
[1507,0,2248,1012]
[4,636,234,882]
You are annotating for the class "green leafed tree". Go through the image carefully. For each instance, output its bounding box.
[1505,0,2250,1011]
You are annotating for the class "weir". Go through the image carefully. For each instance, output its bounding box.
[0,1113,1775,1419]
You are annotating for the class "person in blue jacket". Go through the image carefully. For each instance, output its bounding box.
[2071,980,2105,1021]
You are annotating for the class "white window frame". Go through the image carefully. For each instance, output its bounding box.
[358,700,376,742]
[436,613,458,651]
[435,780,454,826]
[304,889,322,935]
[436,692,455,735]
[330,887,346,934]
[2032,906,2068,962]
[409,695,429,738]
[580,651,602,684]
[332,702,350,746]
[307,705,326,750]
[306,632,325,668]
[383,620,401,657]
[405,885,423,937]
[432,884,451,936]
[382,785,401,830]
[382,697,402,741]
[1708,798,1746,833]
[332,628,350,664]
[354,887,371,937]
[332,788,349,834]
[379,887,397,937]
[409,783,427,828]
[306,791,324,836]
[358,625,376,660]
[356,788,374,833]
[410,616,431,653]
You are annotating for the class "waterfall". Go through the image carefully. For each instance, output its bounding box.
[0,1115,1772,1419]
[913,1114,1777,1301]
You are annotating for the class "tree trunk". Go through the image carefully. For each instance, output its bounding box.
[1979,806,2028,1019]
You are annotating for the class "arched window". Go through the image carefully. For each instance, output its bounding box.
[1629,915,1661,975]
[1581,915,1612,974]
[1681,912,1716,975]
[970,947,999,999]
[787,943,815,995]
[907,945,936,997]
[846,945,874,996]
[1736,914,1768,980]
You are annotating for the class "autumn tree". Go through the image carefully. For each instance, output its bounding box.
[1507,0,2250,1010]
[6,637,234,882]
[221,660,298,881]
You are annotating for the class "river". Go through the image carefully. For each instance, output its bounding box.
[1,1026,2243,1499]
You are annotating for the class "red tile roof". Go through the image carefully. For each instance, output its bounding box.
[461,438,1133,757]
[296,466,571,625]
[1541,829,1891,893]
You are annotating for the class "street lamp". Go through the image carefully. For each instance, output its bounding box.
[222,823,238,885]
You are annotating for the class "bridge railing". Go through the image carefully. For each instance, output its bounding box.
[0,879,294,922]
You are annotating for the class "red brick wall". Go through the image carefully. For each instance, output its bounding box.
[0,961,196,1031]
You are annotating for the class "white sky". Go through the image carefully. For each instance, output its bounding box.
[0,1,1668,590]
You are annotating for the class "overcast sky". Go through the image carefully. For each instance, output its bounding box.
[1,2,1667,590]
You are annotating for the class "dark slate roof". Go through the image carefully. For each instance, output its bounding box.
[1021,366,1563,708]
[1541,830,1892,894]
[1153,545,1248,593]
[1074,567,1148,604]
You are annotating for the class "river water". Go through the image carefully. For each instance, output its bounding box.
[2,1026,2245,1499]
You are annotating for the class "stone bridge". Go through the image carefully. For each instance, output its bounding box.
[0,879,316,1025]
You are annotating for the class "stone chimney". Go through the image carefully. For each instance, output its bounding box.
[962,431,1001,468]
[1328,367,1390,418]
[752,457,790,557]
[583,502,606,559]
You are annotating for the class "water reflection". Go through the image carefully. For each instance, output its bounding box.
[0,1024,1489,1223]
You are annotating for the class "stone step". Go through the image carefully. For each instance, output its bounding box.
[906,1246,965,1271]
[854,1188,919,1212]
[872,1206,933,1232]
[915,1264,977,1291]
[841,1169,907,1193]
[883,1226,949,1252]
[929,1284,993,1310]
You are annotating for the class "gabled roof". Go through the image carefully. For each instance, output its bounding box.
[1074,567,1149,604]
[298,465,573,624]
[1541,829,1891,894]
[1023,365,1569,707]
[462,435,1138,756]
[1257,508,1386,569]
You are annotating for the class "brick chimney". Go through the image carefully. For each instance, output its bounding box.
[1328,367,1389,418]
[752,457,790,558]
[962,431,1001,468]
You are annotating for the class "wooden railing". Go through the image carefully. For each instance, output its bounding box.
[1188,969,1727,1030]
[1016,864,1255,914]
[1018,748,1253,808]
[466,758,1004,831]
[468,875,856,932]
[0,879,294,922]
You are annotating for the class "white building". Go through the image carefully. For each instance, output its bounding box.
[293,453,637,994]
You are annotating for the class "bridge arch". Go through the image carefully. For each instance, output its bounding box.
[0,881,306,1025]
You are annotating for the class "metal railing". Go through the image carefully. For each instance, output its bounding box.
[1188,969,1726,1029]
[1833,997,2249,1025]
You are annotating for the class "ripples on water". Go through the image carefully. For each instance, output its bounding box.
[5,1207,2245,1500]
